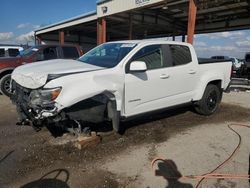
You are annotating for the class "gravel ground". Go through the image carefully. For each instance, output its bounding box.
[0,91,250,188]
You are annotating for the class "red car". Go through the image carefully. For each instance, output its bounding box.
[0,44,83,96]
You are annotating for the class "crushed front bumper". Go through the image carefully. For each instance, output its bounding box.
[11,81,59,122]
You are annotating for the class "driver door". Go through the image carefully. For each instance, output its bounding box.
[124,44,170,116]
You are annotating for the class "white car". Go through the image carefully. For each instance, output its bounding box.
[0,46,23,58]
[11,40,232,136]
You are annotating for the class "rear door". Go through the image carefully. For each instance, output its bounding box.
[163,44,198,104]
[8,48,20,57]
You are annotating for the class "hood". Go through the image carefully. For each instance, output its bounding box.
[12,59,104,89]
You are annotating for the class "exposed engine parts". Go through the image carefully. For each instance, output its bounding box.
[11,80,117,137]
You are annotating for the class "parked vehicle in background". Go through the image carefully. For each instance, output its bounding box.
[0,44,83,96]
[239,59,245,66]
[11,40,232,136]
[230,57,241,70]
[0,46,24,58]
[245,53,250,72]
[211,56,241,76]
[211,56,230,60]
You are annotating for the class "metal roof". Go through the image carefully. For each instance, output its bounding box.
[104,0,250,37]
[35,11,97,35]
[96,0,112,5]
[35,0,250,45]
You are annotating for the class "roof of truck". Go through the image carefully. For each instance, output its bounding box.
[107,39,190,46]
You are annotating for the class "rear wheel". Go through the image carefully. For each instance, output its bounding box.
[0,74,12,97]
[194,84,222,115]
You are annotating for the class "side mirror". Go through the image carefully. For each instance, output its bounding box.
[129,61,147,72]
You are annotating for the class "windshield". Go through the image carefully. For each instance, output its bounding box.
[78,43,137,68]
[19,46,40,57]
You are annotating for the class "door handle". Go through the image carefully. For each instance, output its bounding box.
[160,74,170,79]
[188,70,196,74]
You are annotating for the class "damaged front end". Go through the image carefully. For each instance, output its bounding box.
[11,81,111,137]
[11,81,63,131]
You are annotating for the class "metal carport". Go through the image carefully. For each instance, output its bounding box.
[35,11,97,51]
[35,0,250,51]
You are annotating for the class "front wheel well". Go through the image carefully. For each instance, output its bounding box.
[0,70,13,80]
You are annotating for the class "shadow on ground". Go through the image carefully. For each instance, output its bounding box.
[86,104,193,135]
[154,159,193,188]
[20,169,70,188]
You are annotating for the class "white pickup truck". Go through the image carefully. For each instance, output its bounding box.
[11,40,232,135]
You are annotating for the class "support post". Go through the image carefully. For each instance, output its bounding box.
[97,19,102,45]
[59,31,65,45]
[182,35,186,42]
[129,14,133,40]
[97,18,106,45]
[78,32,81,45]
[36,36,42,45]
[172,24,176,41]
[187,0,197,44]
[102,18,106,43]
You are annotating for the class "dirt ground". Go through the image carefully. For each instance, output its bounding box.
[0,91,250,188]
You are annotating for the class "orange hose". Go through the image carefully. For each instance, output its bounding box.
[151,123,250,188]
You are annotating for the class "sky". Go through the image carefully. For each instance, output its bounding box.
[0,0,96,44]
[0,0,249,59]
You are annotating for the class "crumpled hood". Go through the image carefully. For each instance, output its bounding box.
[12,59,103,89]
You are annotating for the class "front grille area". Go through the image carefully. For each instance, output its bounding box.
[12,81,31,103]
[11,80,33,120]
[11,81,58,122]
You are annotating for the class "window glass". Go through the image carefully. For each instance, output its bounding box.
[0,49,5,57]
[62,47,79,59]
[169,45,192,66]
[132,45,164,70]
[43,47,57,60]
[8,49,19,57]
[79,43,136,68]
[20,46,40,57]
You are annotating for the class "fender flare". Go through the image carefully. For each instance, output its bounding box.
[193,76,223,101]
[0,67,15,77]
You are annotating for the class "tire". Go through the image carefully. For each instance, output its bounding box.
[0,74,12,97]
[194,84,222,116]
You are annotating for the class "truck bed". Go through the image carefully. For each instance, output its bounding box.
[197,58,232,92]
[198,58,232,64]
